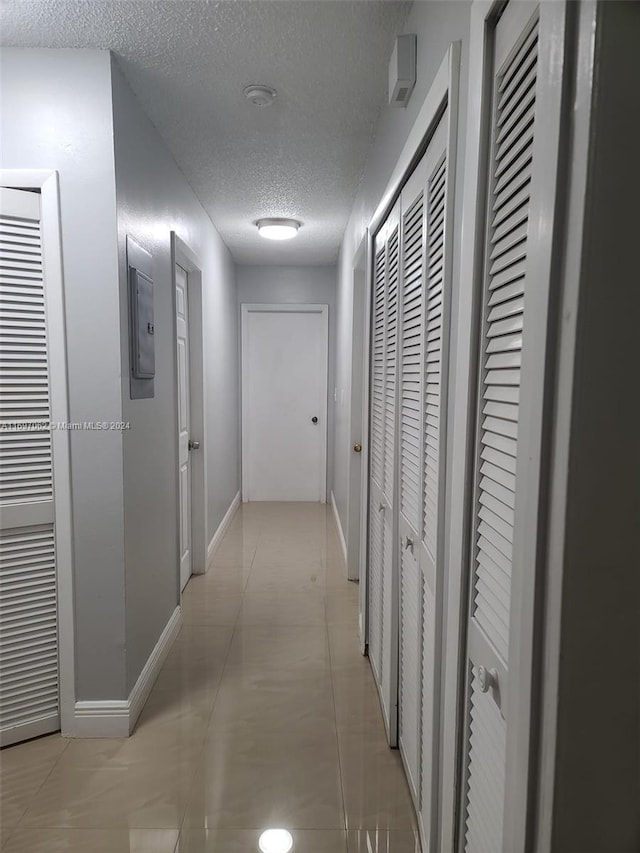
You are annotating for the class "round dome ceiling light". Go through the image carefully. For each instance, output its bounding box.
[257,218,300,241]
[258,829,294,853]
[244,84,277,107]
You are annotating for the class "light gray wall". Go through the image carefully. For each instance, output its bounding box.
[110,59,240,694]
[0,48,127,701]
[236,265,337,497]
[0,47,241,703]
[332,2,471,543]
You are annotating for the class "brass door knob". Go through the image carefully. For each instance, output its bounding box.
[353,443,362,453]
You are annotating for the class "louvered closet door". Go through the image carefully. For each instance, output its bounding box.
[0,188,59,746]
[367,200,400,740]
[368,244,385,681]
[461,4,547,849]
[397,114,451,841]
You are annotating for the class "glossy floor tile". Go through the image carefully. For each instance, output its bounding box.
[0,503,419,851]
[177,829,347,852]
[2,828,179,853]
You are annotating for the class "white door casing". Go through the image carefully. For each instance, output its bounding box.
[0,187,60,745]
[241,304,328,503]
[175,264,192,591]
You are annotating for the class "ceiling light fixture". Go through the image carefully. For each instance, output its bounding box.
[244,84,277,107]
[258,829,294,853]
[257,218,300,241]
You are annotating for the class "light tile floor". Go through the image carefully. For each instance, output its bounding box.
[0,503,419,852]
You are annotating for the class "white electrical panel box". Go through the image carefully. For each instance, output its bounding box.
[389,34,417,107]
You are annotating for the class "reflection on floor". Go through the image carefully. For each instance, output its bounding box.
[0,502,419,852]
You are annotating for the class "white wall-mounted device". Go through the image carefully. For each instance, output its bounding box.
[127,235,155,399]
[389,34,417,108]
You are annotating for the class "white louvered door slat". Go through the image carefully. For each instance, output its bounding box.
[385,105,454,850]
[0,187,59,746]
[461,4,540,850]
[371,248,386,487]
[380,218,399,733]
[398,177,425,804]
[416,116,451,851]
[367,201,400,742]
[368,245,386,682]
[384,227,399,504]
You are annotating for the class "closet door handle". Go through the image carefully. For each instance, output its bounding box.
[478,666,499,694]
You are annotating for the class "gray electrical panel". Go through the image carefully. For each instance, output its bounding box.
[127,236,155,399]
[130,268,155,378]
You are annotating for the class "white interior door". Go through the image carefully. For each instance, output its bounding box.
[461,9,538,844]
[459,2,567,848]
[367,201,400,743]
[346,260,366,581]
[396,114,451,844]
[0,187,59,745]
[175,264,192,591]
[242,304,328,502]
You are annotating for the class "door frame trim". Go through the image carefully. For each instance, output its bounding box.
[171,233,207,583]
[241,303,329,503]
[0,169,75,736]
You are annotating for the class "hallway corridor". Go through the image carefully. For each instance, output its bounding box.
[0,503,419,852]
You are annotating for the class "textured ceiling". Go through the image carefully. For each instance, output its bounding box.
[0,0,411,264]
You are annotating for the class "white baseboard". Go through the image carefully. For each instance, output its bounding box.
[127,606,182,730]
[331,490,348,566]
[206,490,241,567]
[71,606,182,738]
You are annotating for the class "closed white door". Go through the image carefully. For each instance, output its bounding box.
[0,187,59,745]
[346,261,366,582]
[175,264,192,591]
[459,2,568,848]
[397,113,451,844]
[367,201,400,742]
[242,305,328,502]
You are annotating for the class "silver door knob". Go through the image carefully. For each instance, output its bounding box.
[478,666,498,693]
[353,443,362,453]
[188,440,200,451]
[378,503,385,512]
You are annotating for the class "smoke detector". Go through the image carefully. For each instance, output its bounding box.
[244,84,277,107]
